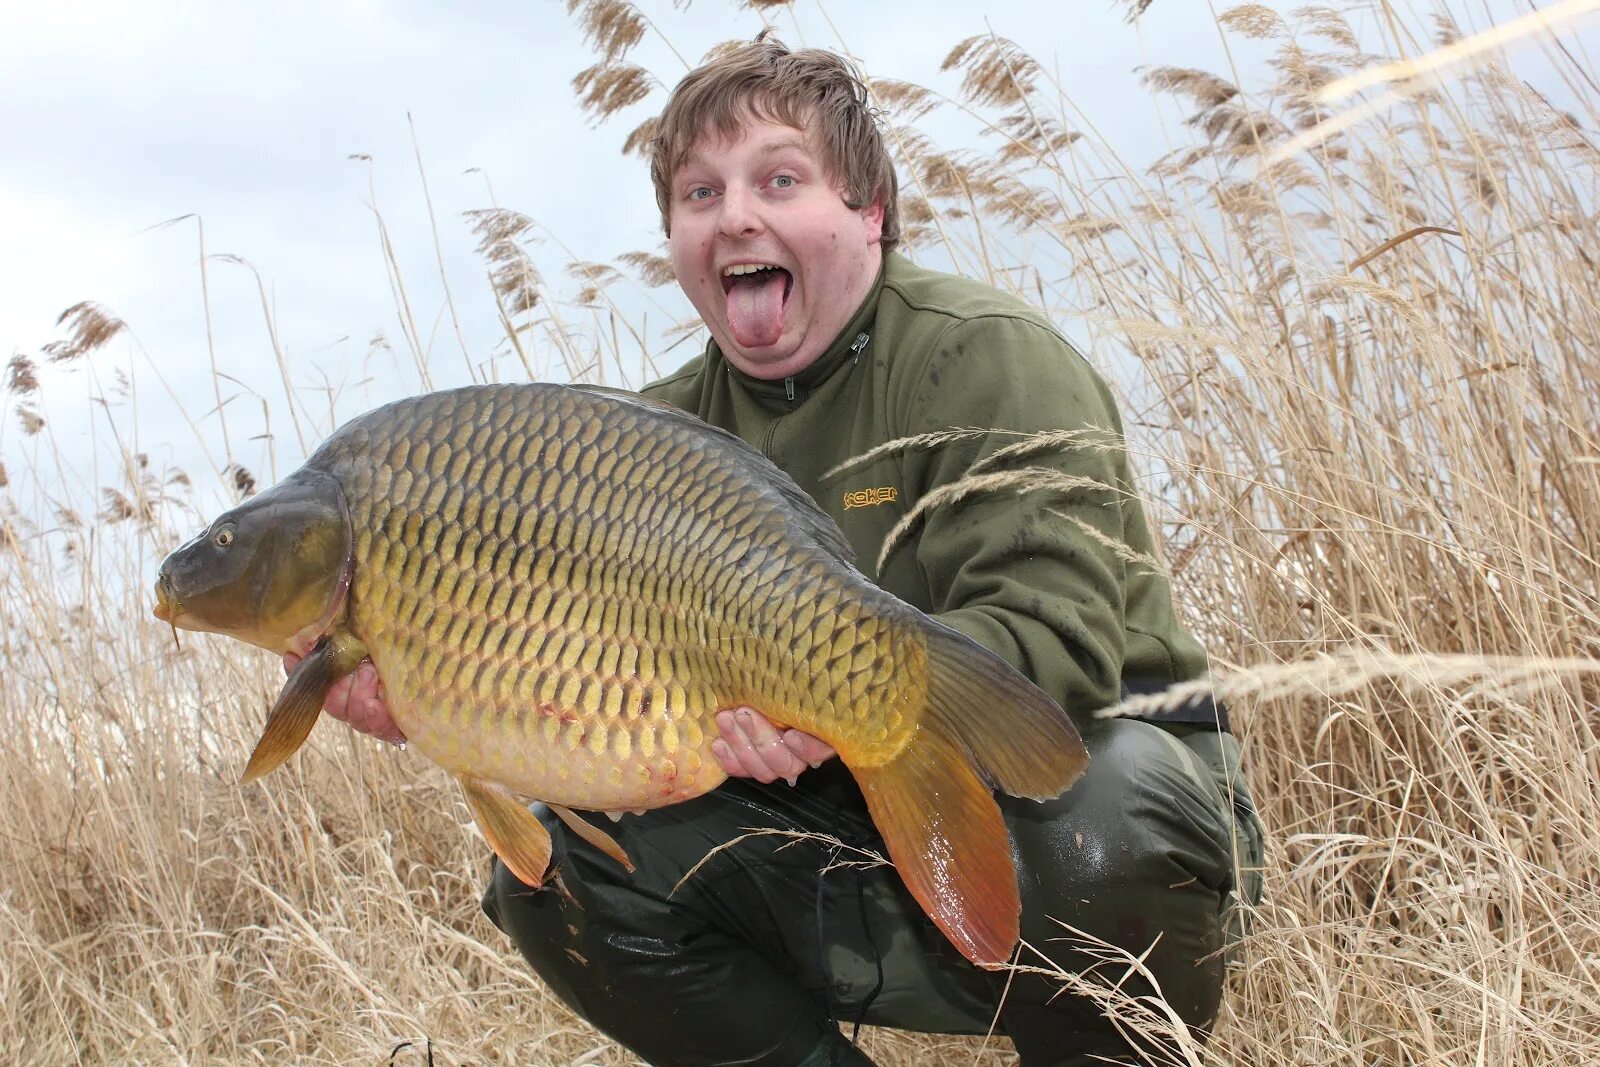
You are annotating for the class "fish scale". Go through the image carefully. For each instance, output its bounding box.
[334,386,858,808]
[153,381,1089,967]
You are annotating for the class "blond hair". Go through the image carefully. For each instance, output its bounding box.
[648,36,901,252]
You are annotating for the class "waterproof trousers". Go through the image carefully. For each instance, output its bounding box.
[482,717,1265,1066]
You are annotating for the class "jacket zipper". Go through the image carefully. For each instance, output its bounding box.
[761,418,780,459]
[767,376,797,457]
[762,333,870,459]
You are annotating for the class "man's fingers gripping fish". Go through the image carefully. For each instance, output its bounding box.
[152,383,1090,967]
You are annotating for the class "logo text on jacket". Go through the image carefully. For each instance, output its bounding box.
[843,486,898,509]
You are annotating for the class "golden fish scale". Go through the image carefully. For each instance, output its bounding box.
[313,385,925,811]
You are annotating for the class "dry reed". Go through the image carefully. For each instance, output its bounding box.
[3,1,1597,1064]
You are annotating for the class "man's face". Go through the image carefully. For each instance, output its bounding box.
[667,112,885,381]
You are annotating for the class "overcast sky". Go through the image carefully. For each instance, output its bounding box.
[1,0,1590,516]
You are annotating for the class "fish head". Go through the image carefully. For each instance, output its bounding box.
[154,468,353,653]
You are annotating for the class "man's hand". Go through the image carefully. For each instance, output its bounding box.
[712,707,836,786]
[282,650,407,746]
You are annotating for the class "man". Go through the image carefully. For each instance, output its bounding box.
[307,37,1264,1067]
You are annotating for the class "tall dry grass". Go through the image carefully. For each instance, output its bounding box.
[3,1,1598,1063]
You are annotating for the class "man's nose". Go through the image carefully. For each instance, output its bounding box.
[717,185,763,239]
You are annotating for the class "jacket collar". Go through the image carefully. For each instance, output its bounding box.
[708,259,886,408]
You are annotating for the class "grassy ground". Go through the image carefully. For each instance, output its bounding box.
[3,2,1597,1063]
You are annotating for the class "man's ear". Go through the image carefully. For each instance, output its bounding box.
[860,193,885,244]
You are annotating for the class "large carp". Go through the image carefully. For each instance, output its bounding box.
[153,383,1088,966]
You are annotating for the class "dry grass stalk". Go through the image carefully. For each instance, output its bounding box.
[567,0,647,65]
[572,61,655,123]
[616,250,676,287]
[1141,66,1241,110]
[941,36,1042,109]
[464,207,546,317]
[620,113,660,158]
[225,462,257,501]
[5,354,39,395]
[3,2,1599,1064]
[1217,4,1287,40]
[877,467,1118,574]
[1318,0,1600,103]
[1047,509,1165,573]
[966,428,1127,476]
[16,404,44,435]
[821,427,995,478]
[44,300,126,362]
[1095,651,1600,722]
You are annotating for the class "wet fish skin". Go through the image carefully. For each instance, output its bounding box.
[154,383,1089,966]
[329,385,911,811]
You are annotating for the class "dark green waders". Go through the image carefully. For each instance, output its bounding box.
[482,717,1265,1067]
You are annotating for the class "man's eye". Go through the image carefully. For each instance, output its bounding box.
[688,186,714,201]
[771,175,795,189]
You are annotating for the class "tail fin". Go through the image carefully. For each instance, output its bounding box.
[853,729,1020,966]
[921,619,1088,800]
[851,620,1089,967]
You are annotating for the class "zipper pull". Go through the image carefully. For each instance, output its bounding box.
[849,332,870,362]
[784,377,796,401]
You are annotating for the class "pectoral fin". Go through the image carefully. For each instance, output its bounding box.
[460,776,553,888]
[242,630,369,784]
[549,803,635,872]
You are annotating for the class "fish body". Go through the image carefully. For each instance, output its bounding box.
[343,386,914,812]
[154,383,1088,966]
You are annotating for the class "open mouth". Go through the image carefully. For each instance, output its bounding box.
[721,263,793,349]
[152,573,180,623]
[153,572,183,649]
[720,262,791,291]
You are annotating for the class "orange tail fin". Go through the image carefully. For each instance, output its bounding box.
[853,728,1020,967]
[852,618,1089,967]
[919,618,1088,801]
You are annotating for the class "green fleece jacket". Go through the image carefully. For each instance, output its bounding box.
[642,252,1207,723]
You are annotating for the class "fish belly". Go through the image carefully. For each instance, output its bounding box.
[375,650,730,811]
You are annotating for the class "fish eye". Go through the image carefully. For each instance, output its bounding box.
[213,525,235,548]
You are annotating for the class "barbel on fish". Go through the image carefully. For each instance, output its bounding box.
[153,383,1088,966]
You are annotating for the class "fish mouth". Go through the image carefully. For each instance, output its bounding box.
[152,572,180,623]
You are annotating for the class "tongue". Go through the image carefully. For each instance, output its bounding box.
[726,270,788,349]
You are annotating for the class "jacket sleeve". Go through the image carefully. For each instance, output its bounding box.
[895,315,1132,720]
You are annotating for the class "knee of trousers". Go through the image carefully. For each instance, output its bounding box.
[1177,726,1268,912]
[1001,718,1239,1023]
[479,799,854,1066]
[478,805,642,1025]
[477,801,732,977]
